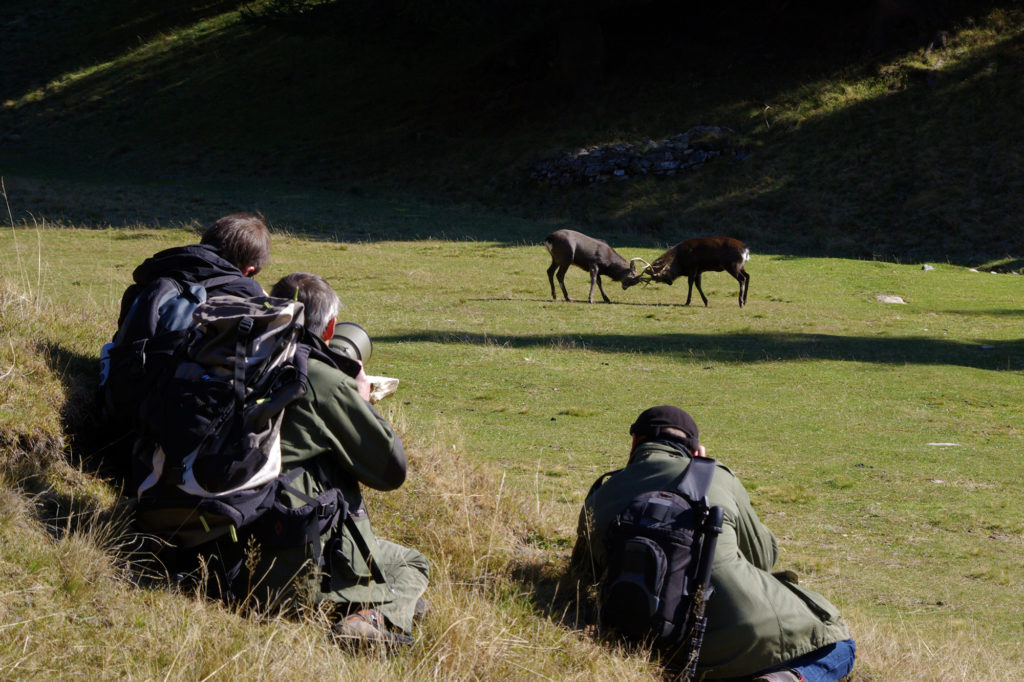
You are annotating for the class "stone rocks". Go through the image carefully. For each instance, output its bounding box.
[528,126,739,186]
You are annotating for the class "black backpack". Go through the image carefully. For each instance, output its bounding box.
[99,273,239,431]
[130,294,313,548]
[599,456,724,677]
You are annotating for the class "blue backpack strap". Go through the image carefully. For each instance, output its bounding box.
[675,456,716,504]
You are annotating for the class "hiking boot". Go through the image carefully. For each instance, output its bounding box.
[333,608,414,649]
[413,597,432,624]
[752,670,804,682]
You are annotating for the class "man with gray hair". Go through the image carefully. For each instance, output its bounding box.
[264,272,429,647]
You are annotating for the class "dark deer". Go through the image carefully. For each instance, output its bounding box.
[544,229,647,303]
[624,237,750,307]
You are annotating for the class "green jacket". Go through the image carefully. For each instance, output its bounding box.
[571,441,851,679]
[272,356,407,605]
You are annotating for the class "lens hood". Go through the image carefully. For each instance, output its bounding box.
[330,321,372,364]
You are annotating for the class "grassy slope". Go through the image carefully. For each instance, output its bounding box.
[2,224,1022,679]
[1,4,1023,263]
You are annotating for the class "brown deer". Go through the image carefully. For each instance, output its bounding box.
[624,237,750,307]
[544,229,648,303]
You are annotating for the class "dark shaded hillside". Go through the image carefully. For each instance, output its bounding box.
[0,1,240,97]
[1,1,1021,264]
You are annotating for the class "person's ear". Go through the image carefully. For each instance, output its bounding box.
[322,317,337,343]
[242,265,257,278]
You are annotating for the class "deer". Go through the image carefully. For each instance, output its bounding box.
[544,229,649,303]
[624,237,751,308]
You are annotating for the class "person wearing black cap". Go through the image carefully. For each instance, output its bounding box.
[570,406,856,681]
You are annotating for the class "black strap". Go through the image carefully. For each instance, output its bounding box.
[305,456,388,586]
[303,329,361,378]
[343,515,389,585]
[197,273,244,293]
[233,316,254,406]
[277,467,319,508]
[674,456,716,504]
[585,468,622,501]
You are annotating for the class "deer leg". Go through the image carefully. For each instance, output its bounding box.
[547,262,559,300]
[587,265,598,303]
[685,276,695,305]
[737,269,750,307]
[693,273,709,306]
[592,265,610,303]
[556,264,572,301]
[728,266,749,308]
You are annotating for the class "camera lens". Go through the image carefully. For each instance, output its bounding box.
[330,321,372,364]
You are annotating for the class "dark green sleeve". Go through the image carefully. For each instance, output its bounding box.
[282,360,406,491]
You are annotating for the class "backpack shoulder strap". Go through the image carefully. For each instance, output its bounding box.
[674,457,717,504]
[198,273,243,288]
[584,468,622,502]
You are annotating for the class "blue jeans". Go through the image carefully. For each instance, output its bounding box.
[768,639,857,682]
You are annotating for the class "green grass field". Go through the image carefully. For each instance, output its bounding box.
[1,214,1021,679]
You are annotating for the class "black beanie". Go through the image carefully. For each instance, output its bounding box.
[630,405,699,453]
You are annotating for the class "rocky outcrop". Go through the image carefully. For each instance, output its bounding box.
[528,126,743,186]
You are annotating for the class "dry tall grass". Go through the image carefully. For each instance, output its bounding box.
[0,275,658,680]
[842,605,1020,681]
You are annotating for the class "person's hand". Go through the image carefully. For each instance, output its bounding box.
[693,444,708,458]
[355,361,371,402]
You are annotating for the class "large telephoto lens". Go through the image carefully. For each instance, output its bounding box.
[330,321,372,364]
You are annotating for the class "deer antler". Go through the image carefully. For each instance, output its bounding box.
[628,257,656,285]
[629,257,653,273]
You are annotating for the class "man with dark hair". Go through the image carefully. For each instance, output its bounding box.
[100,213,272,472]
[571,406,856,681]
[199,212,271,277]
[267,272,429,647]
[115,212,270,327]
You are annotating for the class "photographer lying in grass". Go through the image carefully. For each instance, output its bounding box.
[571,406,855,681]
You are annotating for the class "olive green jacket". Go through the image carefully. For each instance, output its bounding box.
[571,441,850,679]
[274,356,407,606]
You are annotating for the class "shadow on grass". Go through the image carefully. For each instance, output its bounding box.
[40,341,132,482]
[470,297,735,308]
[375,330,1024,371]
[510,558,594,630]
[18,341,136,541]
[938,308,1024,317]
[977,258,1024,273]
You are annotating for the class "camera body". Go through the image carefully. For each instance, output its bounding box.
[330,321,372,364]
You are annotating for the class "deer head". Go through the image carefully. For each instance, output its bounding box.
[621,257,654,289]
